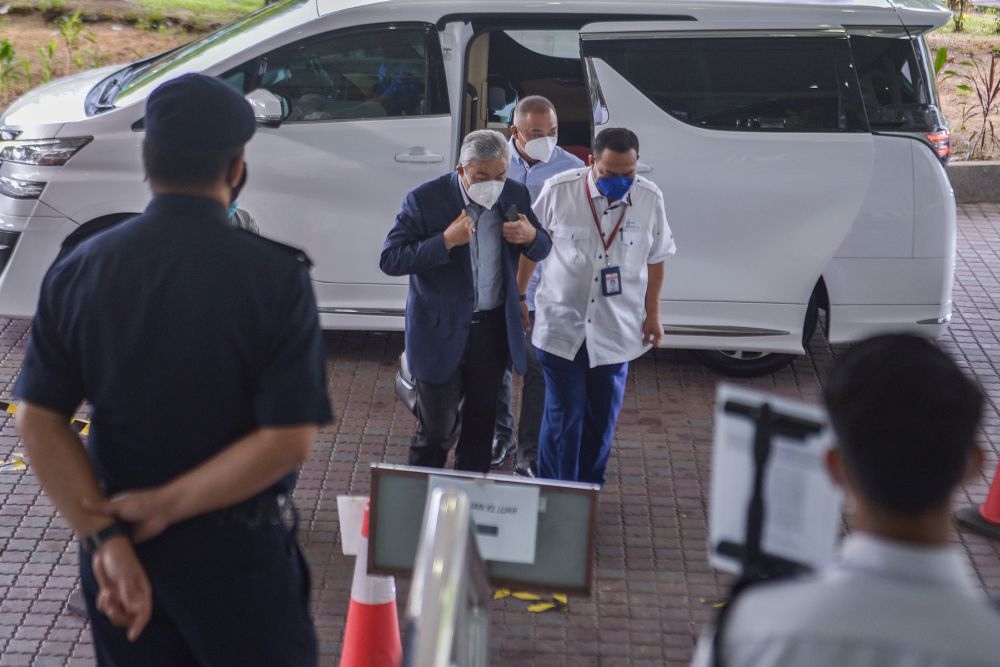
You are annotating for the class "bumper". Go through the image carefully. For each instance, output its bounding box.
[0,213,77,318]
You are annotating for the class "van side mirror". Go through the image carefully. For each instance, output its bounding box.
[245,89,284,127]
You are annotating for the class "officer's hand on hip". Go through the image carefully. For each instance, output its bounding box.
[502,214,537,245]
[85,488,173,543]
[444,210,475,250]
[91,536,152,642]
[642,313,663,348]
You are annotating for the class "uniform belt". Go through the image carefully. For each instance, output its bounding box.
[204,492,294,529]
[470,306,503,325]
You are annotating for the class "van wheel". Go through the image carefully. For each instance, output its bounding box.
[693,290,820,378]
[693,348,797,377]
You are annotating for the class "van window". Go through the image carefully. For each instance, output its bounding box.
[582,35,867,132]
[114,0,313,108]
[250,26,449,122]
[849,33,943,132]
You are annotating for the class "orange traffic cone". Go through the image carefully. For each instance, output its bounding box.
[956,461,1000,541]
[339,501,402,667]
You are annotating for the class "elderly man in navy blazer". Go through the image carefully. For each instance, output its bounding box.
[381,130,552,472]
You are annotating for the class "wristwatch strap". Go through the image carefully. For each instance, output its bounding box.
[83,520,130,552]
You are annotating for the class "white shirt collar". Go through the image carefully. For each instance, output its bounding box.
[838,533,979,592]
[508,136,528,168]
[458,174,471,206]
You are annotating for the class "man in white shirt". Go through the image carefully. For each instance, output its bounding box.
[693,334,1000,667]
[523,127,676,484]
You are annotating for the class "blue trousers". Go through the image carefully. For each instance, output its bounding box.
[536,343,628,485]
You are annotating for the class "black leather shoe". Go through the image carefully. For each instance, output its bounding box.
[513,460,536,478]
[490,435,516,468]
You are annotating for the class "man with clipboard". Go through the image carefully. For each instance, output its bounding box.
[522,128,676,484]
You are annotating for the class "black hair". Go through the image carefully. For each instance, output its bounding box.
[592,127,639,158]
[142,139,240,189]
[823,334,983,515]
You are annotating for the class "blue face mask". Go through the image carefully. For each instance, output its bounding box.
[596,175,634,202]
[227,200,239,219]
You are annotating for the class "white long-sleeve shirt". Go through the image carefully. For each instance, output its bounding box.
[692,533,1000,667]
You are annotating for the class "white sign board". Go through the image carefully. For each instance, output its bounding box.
[336,495,368,556]
[428,476,540,564]
[709,384,844,574]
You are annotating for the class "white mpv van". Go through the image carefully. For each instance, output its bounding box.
[0,0,954,376]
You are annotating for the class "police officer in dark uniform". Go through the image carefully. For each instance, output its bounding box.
[14,73,332,666]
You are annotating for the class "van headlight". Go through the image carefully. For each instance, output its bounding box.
[0,137,92,166]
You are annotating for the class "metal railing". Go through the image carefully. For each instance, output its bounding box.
[403,487,491,667]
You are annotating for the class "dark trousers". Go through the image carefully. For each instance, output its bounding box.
[537,342,628,485]
[495,312,543,466]
[411,308,508,473]
[81,516,316,667]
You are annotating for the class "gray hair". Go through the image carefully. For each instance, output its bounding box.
[459,130,510,167]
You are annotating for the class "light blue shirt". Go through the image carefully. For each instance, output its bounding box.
[459,181,505,312]
[507,138,584,311]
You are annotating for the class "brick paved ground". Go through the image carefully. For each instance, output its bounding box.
[0,204,997,666]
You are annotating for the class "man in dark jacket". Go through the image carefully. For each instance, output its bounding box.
[381,129,551,472]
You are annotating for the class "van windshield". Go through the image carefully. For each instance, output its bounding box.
[113,0,315,108]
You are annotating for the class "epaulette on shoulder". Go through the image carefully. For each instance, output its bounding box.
[242,232,313,267]
[550,168,588,187]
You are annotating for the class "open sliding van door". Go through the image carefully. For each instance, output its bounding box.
[578,22,875,375]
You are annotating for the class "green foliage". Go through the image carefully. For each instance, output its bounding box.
[19,56,33,89]
[934,47,948,77]
[948,52,1000,159]
[37,0,67,12]
[37,39,57,84]
[0,38,21,94]
[84,32,105,69]
[58,9,85,70]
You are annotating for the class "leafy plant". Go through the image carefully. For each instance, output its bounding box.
[944,51,1000,159]
[84,32,105,69]
[37,39,58,84]
[0,38,21,95]
[58,9,85,71]
[19,56,33,89]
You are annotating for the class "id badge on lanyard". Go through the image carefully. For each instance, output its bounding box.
[586,178,628,298]
[600,266,622,296]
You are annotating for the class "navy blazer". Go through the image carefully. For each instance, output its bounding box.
[380,172,552,384]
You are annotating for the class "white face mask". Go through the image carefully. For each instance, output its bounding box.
[465,179,505,210]
[521,135,557,163]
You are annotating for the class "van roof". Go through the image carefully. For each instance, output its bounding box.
[316,0,951,30]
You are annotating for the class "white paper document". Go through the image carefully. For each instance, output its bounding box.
[709,384,844,575]
[427,476,540,564]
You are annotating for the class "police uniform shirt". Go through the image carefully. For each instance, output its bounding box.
[691,533,1000,667]
[531,168,676,368]
[15,194,333,497]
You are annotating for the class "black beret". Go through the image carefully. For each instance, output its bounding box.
[145,73,255,151]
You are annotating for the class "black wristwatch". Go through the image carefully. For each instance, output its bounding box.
[83,520,130,552]
[519,294,527,302]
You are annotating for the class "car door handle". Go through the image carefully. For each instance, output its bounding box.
[395,151,444,163]
[636,162,653,174]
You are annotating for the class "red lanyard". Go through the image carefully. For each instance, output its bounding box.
[584,177,629,255]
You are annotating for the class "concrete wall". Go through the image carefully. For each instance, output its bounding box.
[948,161,1000,204]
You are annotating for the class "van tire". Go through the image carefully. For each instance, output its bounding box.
[692,289,820,377]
